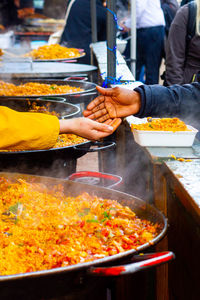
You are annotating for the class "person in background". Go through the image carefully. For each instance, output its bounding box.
[0,0,19,27]
[120,0,165,84]
[164,0,200,85]
[0,0,34,27]
[0,107,119,150]
[60,0,107,64]
[83,82,200,132]
[160,0,179,37]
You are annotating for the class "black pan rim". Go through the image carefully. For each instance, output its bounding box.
[0,173,167,281]
[0,140,91,154]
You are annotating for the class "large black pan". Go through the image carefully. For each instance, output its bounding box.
[0,79,96,99]
[0,141,115,178]
[0,172,174,283]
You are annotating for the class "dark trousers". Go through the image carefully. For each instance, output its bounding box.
[136,25,165,85]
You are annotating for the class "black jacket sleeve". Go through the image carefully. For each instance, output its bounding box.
[135,83,200,130]
[20,0,33,8]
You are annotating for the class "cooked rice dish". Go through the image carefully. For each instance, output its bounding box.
[0,81,83,96]
[0,177,158,275]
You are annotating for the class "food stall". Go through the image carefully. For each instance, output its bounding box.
[0,0,199,299]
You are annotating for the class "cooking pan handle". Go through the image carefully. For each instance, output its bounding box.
[64,76,88,81]
[67,92,98,99]
[68,171,123,188]
[73,141,116,152]
[88,251,175,276]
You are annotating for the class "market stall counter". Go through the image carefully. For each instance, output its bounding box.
[98,116,200,300]
[127,122,200,300]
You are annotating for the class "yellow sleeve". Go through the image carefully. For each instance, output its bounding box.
[0,106,60,150]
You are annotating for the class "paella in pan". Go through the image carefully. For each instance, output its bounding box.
[0,175,159,276]
[24,44,85,62]
[0,80,84,97]
[1,134,87,152]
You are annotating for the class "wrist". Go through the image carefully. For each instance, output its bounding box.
[130,91,141,115]
[59,119,73,134]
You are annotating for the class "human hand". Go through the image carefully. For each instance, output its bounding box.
[59,117,121,140]
[119,22,131,33]
[83,86,141,122]
[119,17,131,33]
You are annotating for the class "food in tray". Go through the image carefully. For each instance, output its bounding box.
[24,44,83,60]
[0,81,84,96]
[131,117,190,132]
[130,117,198,147]
[0,177,158,275]
[0,49,3,56]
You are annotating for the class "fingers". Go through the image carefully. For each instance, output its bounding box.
[104,119,113,125]
[96,86,114,97]
[104,118,122,130]
[83,109,93,117]
[110,118,122,131]
[85,85,115,112]
[88,120,114,140]
[91,102,105,113]
[95,114,110,123]
[87,110,110,121]
[83,100,107,118]
[94,122,113,133]
[86,95,105,111]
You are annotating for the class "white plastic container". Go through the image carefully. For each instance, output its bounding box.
[132,125,198,147]
[0,31,14,49]
[116,38,127,54]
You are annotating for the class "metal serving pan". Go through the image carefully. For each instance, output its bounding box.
[0,62,97,79]
[32,53,86,62]
[0,172,173,284]
[0,79,96,99]
[0,98,80,119]
[2,48,85,62]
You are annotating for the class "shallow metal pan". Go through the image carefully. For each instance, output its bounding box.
[0,98,80,119]
[0,62,97,79]
[32,53,86,62]
[0,172,171,282]
[2,48,85,62]
[0,79,96,99]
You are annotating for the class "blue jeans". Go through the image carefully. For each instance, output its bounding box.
[136,25,165,85]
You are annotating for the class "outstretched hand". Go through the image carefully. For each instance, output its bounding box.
[59,117,121,140]
[83,86,141,122]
